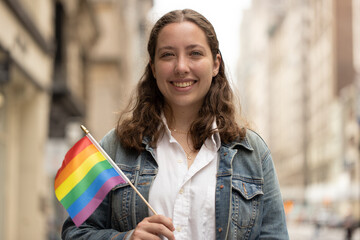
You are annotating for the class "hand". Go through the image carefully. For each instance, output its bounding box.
[130,215,175,240]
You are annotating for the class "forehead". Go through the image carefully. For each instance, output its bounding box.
[156,21,209,48]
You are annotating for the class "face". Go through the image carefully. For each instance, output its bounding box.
[151,21,220,112]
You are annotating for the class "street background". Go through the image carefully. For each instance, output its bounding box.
[0,0,359,239]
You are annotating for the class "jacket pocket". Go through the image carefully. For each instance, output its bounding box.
[231,177,263,231]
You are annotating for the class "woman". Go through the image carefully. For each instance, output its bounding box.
[62,9,289,240]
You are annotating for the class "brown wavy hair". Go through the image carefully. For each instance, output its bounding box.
[116,9,246,152]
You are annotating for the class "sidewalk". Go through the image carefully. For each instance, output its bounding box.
[288,222,360,240]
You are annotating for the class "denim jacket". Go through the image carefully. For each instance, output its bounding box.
[62,129,289,239]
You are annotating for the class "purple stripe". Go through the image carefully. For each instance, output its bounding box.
[72,176,126,227]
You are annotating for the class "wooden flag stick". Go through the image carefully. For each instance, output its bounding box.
[80,125,158,215]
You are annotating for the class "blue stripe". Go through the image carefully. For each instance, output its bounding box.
[67,168,119,218]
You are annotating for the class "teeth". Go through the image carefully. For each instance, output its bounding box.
[173,81,194,88]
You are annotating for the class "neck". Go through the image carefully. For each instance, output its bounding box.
[165,105,199,132]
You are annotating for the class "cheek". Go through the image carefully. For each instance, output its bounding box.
[155,77,170,100]
[195,62,215,82]
[194,59,214,73]
[155,78,166,94]
[154,62,173,78]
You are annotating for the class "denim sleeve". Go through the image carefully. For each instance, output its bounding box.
[259,151,289,239]
[61,193,132,240]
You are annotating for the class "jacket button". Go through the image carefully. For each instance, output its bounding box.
[220,185,224,189]
[224,152,228,156]
[218,228,223,232]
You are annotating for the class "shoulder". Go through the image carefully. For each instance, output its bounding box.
[245,129,273,166]
[231,128,271,163]
[100,128,118,151]
[228,129,273,178]
[244,129,270,152]
[99,129,126,159]
[100,128,141,165]
[228,128,270,152]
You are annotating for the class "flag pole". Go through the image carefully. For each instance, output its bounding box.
[80,125,158,215]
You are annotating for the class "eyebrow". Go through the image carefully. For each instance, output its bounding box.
[157,46,175,52]
[157,44,206,53]
[186,44,206,51]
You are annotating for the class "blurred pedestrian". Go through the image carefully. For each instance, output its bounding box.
[344,213,356,240]
[61,9,289,239]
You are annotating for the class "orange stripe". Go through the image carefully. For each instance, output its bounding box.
[55,137,92,180]
[55,144,98,189]
[55,151,105,200]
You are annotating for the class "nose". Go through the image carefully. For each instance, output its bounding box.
[174,55,189,76]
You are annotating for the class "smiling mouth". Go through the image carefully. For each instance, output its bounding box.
[171,81,196,88]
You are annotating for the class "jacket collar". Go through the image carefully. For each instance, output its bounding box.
[142,131,254,152]
[221,134,254,151]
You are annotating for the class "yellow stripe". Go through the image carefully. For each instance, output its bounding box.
[55,144,98,189]
[55,152,105,200]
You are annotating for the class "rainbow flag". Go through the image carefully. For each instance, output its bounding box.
[54,136,126,227]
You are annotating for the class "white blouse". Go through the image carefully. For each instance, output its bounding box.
[148,119,220,240]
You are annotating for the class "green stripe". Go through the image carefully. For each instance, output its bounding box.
[60,160,112,209]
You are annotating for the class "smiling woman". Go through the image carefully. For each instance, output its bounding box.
[61,9,289,240]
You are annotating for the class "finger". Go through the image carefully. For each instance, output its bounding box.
[137,221,172,236]
[136,218,175,240]
[148,222,175,240]
[147,215,175,232]
[131,227,161,240]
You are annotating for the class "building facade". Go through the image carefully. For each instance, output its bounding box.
[0,0,153,239]
[85,0,153,140]
[238,0,307,200]
[238,0,360,220]
[0,0,54,239]
[47,0,154,238]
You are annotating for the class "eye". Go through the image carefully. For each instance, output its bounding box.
[191,51,203,56]
[160,52,175,58]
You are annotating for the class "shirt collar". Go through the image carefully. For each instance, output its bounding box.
[161,114,177,143]
[160,114,221,151]
[210,121,221,151]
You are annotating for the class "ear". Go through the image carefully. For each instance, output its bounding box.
[150,60,156,78]
[212,53,221,77]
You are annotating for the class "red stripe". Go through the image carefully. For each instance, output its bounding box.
[54,144,99,189]
[55,137,92,180]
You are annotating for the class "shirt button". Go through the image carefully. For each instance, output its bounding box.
[220,185,224,189]
[176,226,182,232]
[177,159,183,163]
[218,227,223,232]
[179,188,184,194]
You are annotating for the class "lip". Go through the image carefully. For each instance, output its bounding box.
[169,79,197,89]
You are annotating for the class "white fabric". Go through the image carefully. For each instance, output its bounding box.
[148,118,220,240]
